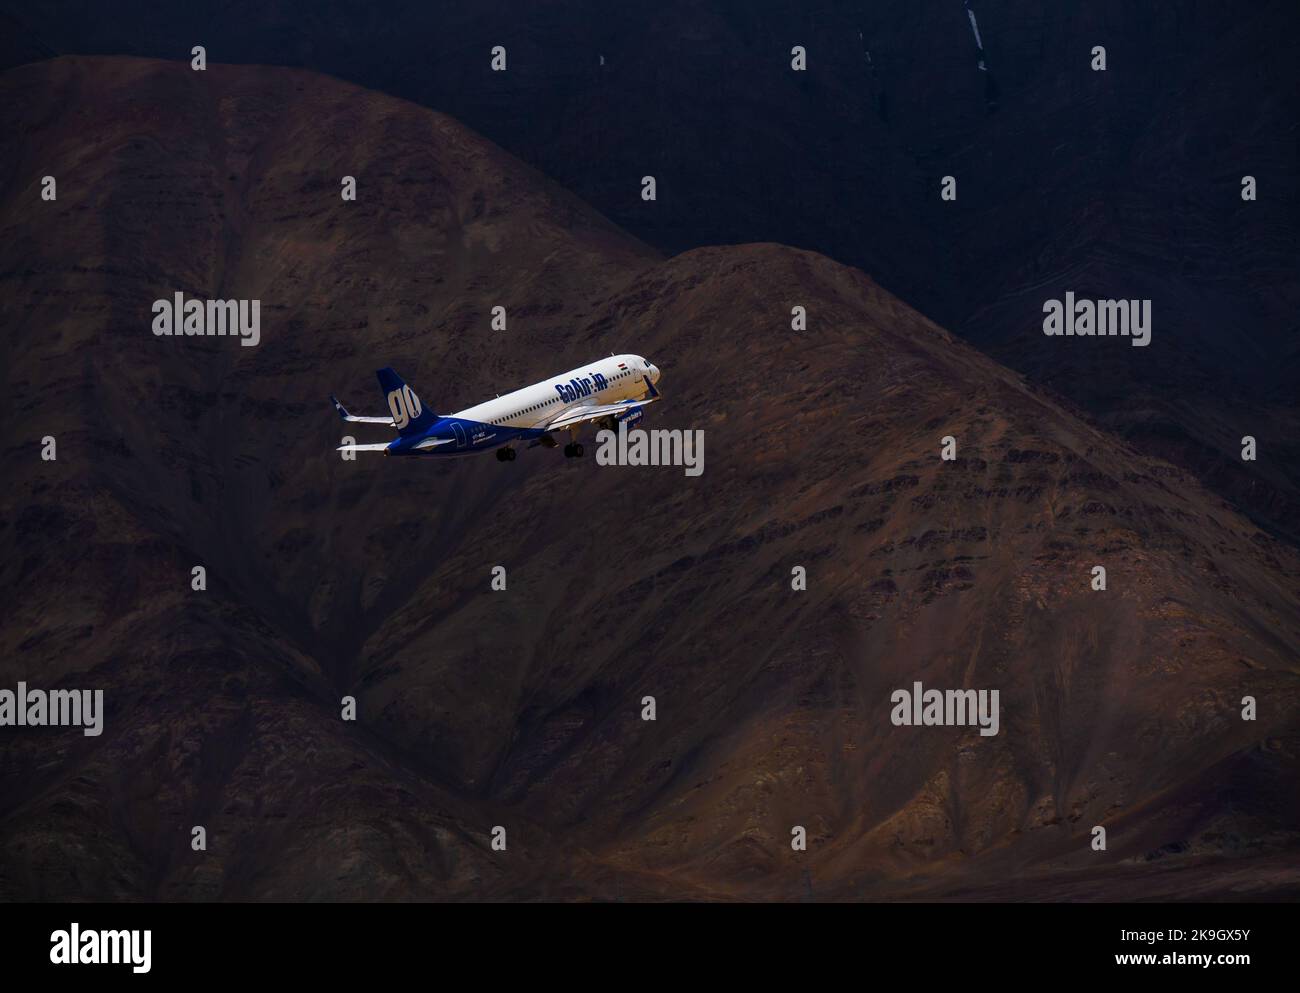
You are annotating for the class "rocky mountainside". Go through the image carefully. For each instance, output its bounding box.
[1,57,1297,900]
[5,0,1297,537]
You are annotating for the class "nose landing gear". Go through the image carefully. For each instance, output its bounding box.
[496,446,517,462]
[563,443,585,458]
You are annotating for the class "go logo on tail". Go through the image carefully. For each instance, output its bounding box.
[387,386,422,428]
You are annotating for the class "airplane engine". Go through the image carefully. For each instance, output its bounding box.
[616,408,644,429]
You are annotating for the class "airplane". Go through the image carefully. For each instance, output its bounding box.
[331,354,662,461]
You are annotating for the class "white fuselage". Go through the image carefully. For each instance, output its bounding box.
[454,353,657,432]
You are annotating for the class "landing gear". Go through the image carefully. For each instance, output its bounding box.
[563,443,585,458]
[496,446,517,462]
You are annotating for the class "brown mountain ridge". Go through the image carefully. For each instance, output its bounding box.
[1,57,1297,901]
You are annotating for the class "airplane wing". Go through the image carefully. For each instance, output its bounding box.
[543,396,658,431]
[541,375,661,432]
[331,394,395,425]
[413,437,455,450]
[336,442,391,453]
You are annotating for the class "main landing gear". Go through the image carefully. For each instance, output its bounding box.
[496,446,517,462]
[563,443,585,458]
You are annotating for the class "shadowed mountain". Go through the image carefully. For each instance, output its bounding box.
[4,0,1298,539]
[1,57,1297,901]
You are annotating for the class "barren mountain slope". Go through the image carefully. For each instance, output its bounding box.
[8,0,1297,536]
[1,57,1297,900]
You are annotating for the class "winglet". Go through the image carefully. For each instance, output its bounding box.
[330,394,350,421]
[643,375,660,399]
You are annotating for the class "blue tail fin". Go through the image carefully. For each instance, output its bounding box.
[376,367,437,437]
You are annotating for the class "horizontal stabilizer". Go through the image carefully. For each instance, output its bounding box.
[331,394,395,425]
